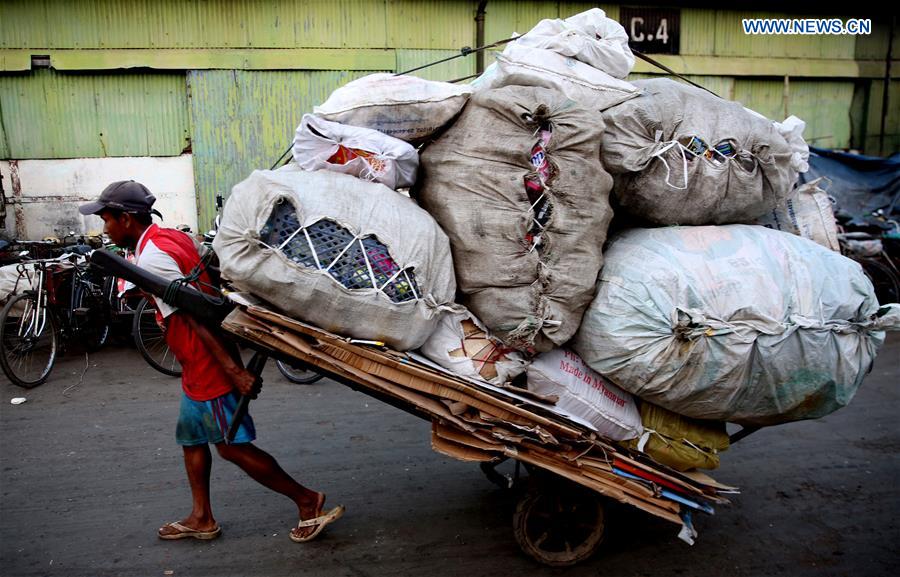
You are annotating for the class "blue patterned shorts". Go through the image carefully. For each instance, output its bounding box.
[176,390,256,446]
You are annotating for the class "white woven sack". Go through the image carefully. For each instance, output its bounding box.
[754,178,839,251]
[513,8,635,79]
[314,73,472,143]
[527,348,642,441]
[214,166,457,351]
[474,44,638,112]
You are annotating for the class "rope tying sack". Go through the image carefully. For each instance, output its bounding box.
[161,246,223,307]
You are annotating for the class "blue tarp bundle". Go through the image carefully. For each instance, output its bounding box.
[800,146,900,222]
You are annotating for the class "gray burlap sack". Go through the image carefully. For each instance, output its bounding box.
[601,78,797,225]
[418,85,613,353]
[213,165,458,351]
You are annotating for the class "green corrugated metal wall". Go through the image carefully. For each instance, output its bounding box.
[187,69,375,227]
[0,69,189,159]
[0,0,896,224]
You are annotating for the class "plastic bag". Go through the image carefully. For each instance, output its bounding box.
[292,114,418,190]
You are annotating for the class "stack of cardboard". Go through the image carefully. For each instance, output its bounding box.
[221,294,737,545]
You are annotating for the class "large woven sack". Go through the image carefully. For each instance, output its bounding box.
[573,224,900,426]
[473,8,638,105]
[474,45,638,112]
[418,85,614,353]
[214,166,457,351]
[601,78,798,225]
[314,73,473,143]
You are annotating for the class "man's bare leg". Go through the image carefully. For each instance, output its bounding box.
[215,442,323,538]
[159,444,218,536]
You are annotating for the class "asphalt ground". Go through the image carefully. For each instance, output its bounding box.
[1,336,898,577]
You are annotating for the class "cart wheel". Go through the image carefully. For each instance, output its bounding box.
[512,481,605,567]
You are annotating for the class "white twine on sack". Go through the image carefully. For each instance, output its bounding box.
[262,221,421,302]
[651,131,753,191]
[650,139,691,191]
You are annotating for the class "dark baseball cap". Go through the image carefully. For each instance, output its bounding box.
[79,180,163,218]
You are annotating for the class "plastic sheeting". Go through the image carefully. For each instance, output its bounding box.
[799,146,900,222]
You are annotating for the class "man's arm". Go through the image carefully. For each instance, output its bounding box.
[179,311,261,398]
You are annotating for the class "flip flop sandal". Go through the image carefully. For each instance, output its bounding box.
[290,505,345,543]
[158,521,222,540]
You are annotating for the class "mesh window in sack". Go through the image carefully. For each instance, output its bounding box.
[259,199,421,303]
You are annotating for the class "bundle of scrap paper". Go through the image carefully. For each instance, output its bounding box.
[220,296,738,545]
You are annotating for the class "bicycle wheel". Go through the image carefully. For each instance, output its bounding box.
[133,297,182,377]
[858,258,900,304]
[0,292,58,388]
[276,359,324,384]
[71,281,110,352]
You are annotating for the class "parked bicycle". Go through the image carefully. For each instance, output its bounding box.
[839,230,900,304]
[836,211,900,304]
[0,232,102,266]
[132,295,182,377]
[0,256,110,387]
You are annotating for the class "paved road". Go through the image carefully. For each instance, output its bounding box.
[1,336,898,577]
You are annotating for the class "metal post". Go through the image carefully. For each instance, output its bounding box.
[475,1,488,74]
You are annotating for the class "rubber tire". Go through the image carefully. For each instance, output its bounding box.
[275,359,324,384]
[0,292,59,388]
[133,297,182,377]
[72,282,110,352]
[512,481,606,567]
[857,257,900,304]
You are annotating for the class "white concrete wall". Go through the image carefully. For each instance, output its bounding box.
[0,155,197,240]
